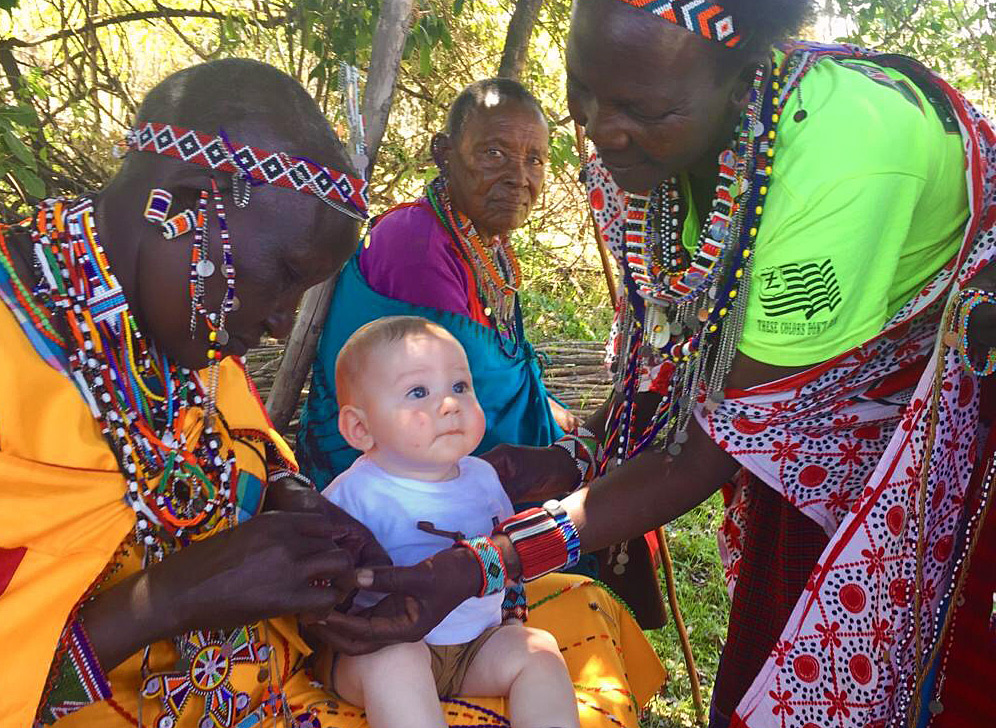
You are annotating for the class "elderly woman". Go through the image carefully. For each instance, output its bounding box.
[296,78,577,488]
[1,60,662,727]
[328,2,996,727]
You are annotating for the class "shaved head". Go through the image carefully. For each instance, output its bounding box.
[127,58,353,179]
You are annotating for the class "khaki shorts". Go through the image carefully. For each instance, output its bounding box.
[429,624,503,697]
[327,624,503,701]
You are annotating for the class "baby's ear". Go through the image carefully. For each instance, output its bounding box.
[339,405,374,452]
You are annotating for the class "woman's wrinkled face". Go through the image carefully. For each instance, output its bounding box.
[442,99,548,239]
[566,0,750,192]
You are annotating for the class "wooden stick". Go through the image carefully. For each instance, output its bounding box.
[265,278,337,432]
[265,0,416,431]
[656,526,707,725]
[574,122,618,309]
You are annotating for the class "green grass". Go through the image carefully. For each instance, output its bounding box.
[639,492,730,728]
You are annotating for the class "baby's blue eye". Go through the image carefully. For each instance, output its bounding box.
[407,386,428,399]
[452,381,469,394]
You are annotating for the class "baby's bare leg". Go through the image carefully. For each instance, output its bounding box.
[334,641,447,728]
[459,625,580,728]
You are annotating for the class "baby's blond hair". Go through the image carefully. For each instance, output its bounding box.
[335,316,454,406]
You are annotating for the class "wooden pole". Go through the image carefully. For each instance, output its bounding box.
[361,0,417,180]
[656,526,707,725]
[265,0,416,431]
[574,122,618,309]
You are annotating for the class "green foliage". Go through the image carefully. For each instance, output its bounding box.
[0,101,45,207]
[641,492,729,728]
[824,0,995,112]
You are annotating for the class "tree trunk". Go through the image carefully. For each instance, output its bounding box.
[497,0,543,80]
[265,0,416,433]
[361,0,417,180]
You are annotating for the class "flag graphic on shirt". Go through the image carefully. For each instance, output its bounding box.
[757,258,842,320]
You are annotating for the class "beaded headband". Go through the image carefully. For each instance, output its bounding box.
[616,0,742,48]
[124,122,369,220]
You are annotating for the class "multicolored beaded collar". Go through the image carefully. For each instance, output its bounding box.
[605,55,786,466]
[124,122,369,220]
[616,0,742,48]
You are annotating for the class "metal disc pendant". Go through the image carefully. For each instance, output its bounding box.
[928,700,944,715]
[649,322,670,349]
[674,430,689,445]
[214,328,230,346]
[616,553,630,565]
[196,259,216,278]
[667,442,683,456]
[612,564,626,575]
[231,296,241,311]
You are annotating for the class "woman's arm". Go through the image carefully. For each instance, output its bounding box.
[322,354,811,645]
[79,511,359,672]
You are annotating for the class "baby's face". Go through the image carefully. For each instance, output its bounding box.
[358,330,486,478]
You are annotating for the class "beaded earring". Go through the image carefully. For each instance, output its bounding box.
[188,189,212,336]
[161,209,197,240]
[143,188,172,224]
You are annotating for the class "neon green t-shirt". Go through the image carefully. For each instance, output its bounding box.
[684,55,968,367]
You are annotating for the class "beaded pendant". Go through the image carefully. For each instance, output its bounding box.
[141,627,270,728]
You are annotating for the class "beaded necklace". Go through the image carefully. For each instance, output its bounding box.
[426,177,523,350]
[29,197,237,558]
[605,57,787,468]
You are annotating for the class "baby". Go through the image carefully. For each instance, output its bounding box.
[321,315,580,728]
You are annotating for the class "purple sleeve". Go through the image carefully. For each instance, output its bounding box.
[358,200,473,318]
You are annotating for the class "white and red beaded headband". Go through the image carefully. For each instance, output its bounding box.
[616,0,742,48]
[124,122,369,220]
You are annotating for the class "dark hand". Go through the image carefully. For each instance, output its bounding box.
[481,443,579,504]
[265,476,392,571]
[82,511,359,671]
[311,546,483,653]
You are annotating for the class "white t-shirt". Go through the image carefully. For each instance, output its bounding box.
[322,455,514,645]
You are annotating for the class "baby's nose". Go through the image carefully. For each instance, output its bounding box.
[439,394,461,414]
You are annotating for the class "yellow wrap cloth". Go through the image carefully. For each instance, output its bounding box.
[0,297,664,727]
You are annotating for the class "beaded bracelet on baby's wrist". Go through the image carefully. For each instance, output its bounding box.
[956,288,996,376]
[551,426,604,489]
[494,500,581,582]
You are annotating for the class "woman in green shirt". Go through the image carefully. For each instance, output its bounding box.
[325,2,996,726]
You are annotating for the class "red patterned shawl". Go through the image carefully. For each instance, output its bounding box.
[691,49,996,727]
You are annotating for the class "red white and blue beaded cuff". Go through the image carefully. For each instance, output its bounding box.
[495,500,581,582]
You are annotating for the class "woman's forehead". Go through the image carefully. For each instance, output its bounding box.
[460,101,547,142]
[568,0,715,100]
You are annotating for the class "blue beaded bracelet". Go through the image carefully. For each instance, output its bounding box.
[458,535,508,597]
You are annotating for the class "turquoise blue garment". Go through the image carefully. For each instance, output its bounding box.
[296,254,564,488]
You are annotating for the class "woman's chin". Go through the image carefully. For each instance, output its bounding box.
[604,162,666,194]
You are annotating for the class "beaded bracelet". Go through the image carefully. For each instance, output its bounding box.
[267,468,313,488]
[495,500,581,582]
[552,426,604,489]
[957,288,996,376]
[502,583,528,622]
[457,535,509,597]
